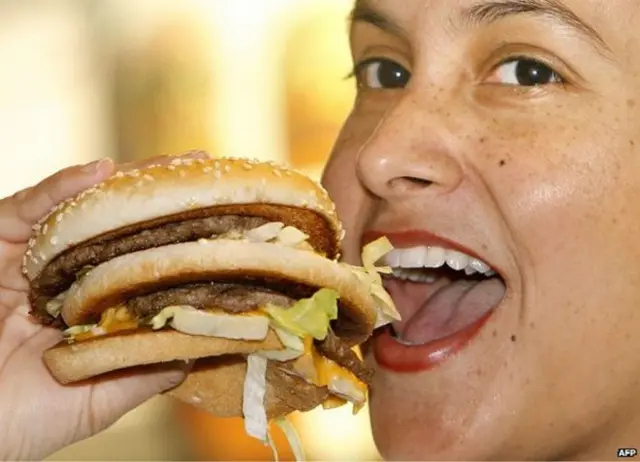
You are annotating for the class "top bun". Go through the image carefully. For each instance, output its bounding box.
[23,155,343,281]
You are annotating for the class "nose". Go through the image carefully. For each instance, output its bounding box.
[357,93,464,200]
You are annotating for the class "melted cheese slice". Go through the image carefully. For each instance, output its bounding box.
[71,305,139,342]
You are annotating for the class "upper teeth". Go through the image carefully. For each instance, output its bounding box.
[384,246,495,276]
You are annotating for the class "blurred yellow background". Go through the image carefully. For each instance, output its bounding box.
[0,0,382,460]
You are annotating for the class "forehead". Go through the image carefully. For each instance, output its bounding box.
[351,0,634,44]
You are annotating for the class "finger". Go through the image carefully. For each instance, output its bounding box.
[0,158,115,243]
[88,360,193,432]
[116,150,210,173]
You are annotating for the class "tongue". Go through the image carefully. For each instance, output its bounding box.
[401,278,506,344]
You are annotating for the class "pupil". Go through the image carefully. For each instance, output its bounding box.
[378,61,409,88]
[515,59,553,86]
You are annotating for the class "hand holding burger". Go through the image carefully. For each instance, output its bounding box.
[0,152,210,461]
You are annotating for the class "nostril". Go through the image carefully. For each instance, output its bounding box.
[388,176,433,192]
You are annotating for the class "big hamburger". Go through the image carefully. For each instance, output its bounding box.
[23,155,399,455]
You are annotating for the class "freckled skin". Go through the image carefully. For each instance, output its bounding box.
[321,0,640,460]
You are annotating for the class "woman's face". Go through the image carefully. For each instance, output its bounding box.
[322,0,640,459]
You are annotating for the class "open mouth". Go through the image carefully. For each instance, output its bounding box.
[366,234,507,372]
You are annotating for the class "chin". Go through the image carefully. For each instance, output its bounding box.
[363,342,518,462]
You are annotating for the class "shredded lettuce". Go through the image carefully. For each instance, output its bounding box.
[266,428,280,462]
[342,237,401,328]
[258,328,306,361]
[243,354,269,442]
[242,356,306,461]
[262,288,339,340]
[276,418,305,461]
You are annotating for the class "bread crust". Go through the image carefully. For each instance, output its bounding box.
[43,328,283,384]
[61,239,376,346]
[23,156,342,281]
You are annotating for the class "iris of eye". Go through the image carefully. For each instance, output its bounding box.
[514,59,556,86]
[372,61,410,88]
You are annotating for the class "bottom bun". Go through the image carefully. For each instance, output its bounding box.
[168,356,330,419]
[43,329,283,384]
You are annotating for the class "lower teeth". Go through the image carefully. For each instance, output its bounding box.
[391,268,438,283]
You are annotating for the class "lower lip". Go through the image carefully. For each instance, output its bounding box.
[372,310,494,373]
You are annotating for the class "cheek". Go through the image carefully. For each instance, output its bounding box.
[483,110,640,414]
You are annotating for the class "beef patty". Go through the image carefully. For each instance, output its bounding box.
[127,282,297,319]
[315,331,374,385]
[33,215,270,297]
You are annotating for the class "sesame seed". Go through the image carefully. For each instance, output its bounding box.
[179,170,186,177]
[272,169,282,177]
[168,165,176,171]
[285,171,292,176]
[56,214,63,223]
[143,174,154,181]
[214,160,220,169]
[214,170,221,179]
[170,158,183,166]
[50,236,58,245]
[242,163,253,170]
[115,171,125,178]
[196,158,205,164]
[42,224,48,234]
[339,229,346,240]
[224,165,231,173]
[32,223,41,232]
[39,252,45,260]
[203,167,212,173]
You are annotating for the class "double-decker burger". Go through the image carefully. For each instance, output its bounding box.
[23,154,399,457]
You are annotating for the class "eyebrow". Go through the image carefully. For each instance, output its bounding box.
[349,0,408,41]
[349,0,613,59]
[463,0,612,57]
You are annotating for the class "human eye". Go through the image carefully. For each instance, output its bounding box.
[350,57,411,90]
[487,57,565,86]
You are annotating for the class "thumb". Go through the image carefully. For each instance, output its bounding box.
[87,360,193,432]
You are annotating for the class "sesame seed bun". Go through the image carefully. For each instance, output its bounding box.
[23,156,342,282]
[61,239,376,346]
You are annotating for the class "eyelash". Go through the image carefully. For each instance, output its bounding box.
[345,57,411,88]
[489,55,567,86]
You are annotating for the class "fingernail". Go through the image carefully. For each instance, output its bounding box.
[81,158,111,173]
